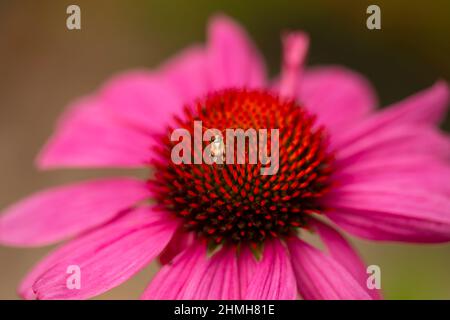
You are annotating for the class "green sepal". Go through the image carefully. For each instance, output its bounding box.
[207,240,224,258]
[249,242,264,261]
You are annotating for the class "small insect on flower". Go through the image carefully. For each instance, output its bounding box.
[210,135,225,163]
[0,14,449,300]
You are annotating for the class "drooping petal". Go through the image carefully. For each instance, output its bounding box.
[312,220,381,299]
[0,178,149,247]
[288,237,372,300]
[335,125,450,167]
[36,97,154,169]
[30,208,178,300]
[207,15,267,90]
[297,66,377,136]
[323,184,450,243]
[244,240,297,300]
[333,81,449,148]
[336,154,449,177]
[334,129,450,197]
[18,207,158,299]
[381,80,449,124]
[99,71,184,134]
[335,154,450,196]
[142,242,240,300]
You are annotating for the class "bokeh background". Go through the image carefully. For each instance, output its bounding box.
[0,0,449,299]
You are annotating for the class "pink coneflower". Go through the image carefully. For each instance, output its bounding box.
[1,15,449,300]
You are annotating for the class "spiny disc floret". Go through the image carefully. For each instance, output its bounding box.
[150,89,333,245]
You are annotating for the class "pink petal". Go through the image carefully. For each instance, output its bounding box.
[313,220,381,299]
[30,208,178,300]
[382,80,449,124]
[279,32,309,98]
[335,125,450,167]
[333,81,449,148]
[336,154,448,177]
[244,240,297,300]
[142,243,240,300]
[0,178,149,247]
[207,15,266,90]
[237,245,257,298]
[99,71,184,134]
[18,208,159,299]
[298,66,377,136]
[141,242,204,299]
[288,237,372,300]
[160,46,210,104]
[158,228,194,265]
[335,155,450,196]
[37,97,154,169]
[324,184,450,243]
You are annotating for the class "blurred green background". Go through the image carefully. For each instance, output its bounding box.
[0,0,449,299]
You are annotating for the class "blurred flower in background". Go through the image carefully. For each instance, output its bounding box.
[0,0,449,300]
